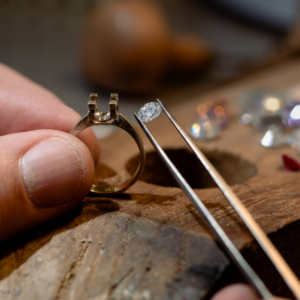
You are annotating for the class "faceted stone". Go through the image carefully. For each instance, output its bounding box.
[138,102,162,122]
[239,90,286,130]
[189,118,220,141]
[281,154,300,171]
[261,125,284,148]
[284,104,300,128]
[196,100,228,129]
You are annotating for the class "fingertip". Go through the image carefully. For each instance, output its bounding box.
[21,132,96,208]
[0,130,95,241]
[77,127,100,164]
[211,284,259,300]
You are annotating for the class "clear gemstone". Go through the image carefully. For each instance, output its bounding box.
[239,90,286,130]
[138,102,162,122]
[197,102,228,129]
[282,104,300,128]
[190,118,220,141]
[261,125,284,148]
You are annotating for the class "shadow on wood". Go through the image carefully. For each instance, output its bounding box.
[126,148,257,188]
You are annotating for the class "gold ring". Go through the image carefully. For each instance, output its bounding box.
[70,93,145,195]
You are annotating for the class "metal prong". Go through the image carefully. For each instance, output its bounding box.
[134,112,272,299]
[110,93,119,101]
[88,93,98,111]
[88,93,99,122]
[109,93,119,121]
[155,99,300,300]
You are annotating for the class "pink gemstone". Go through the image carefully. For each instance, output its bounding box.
[281,154,300,171]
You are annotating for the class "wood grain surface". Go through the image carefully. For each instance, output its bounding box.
[2,58,300,299]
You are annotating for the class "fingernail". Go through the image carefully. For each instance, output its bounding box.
[22,137,84,207]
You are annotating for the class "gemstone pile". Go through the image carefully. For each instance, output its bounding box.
[189,98,228,141]
[239,90,285,130]
[138,102,162,122]
[238,86,300,155]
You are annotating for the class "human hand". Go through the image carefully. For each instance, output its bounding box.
[0,63,99,241]
[211,284,288,300]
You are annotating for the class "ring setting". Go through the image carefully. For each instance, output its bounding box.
[70,93,146,195]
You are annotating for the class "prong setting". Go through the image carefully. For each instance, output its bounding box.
[88,93,119,123]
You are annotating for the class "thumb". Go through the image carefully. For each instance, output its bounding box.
[211,284,287,300]
[0,130,95,241]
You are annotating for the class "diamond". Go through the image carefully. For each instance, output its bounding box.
[239,90,286,130]
[284,104,300,128]
[190,118,220,141]
[281,154,300,171]
[138,102,162,122]
[261,125,284,148]
[196,102,228,129]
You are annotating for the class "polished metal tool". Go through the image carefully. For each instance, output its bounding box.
[134,99,300,299]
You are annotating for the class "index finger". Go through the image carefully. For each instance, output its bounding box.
[0,64,100,163]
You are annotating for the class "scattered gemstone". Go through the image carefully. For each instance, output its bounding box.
[189,98,228,141]
[281,154,300,171]
[240,113,252,125]
[239,90,286,130]
[285,104,300,127]
[190,118,220,140]
[261,125,284,148]
[196,98,228,129]
[138,102,162,122]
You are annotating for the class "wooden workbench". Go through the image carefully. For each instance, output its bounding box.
[1,58,300,300]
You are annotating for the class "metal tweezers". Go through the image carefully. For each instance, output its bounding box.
[134,99,300,299]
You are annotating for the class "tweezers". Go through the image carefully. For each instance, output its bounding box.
[134,99,300,299]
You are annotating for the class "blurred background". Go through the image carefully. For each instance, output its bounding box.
[1,0,300,138]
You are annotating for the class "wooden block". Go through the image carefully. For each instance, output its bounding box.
[0,209,227,300]
[2,58,300,299]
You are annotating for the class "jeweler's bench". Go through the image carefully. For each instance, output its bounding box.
[1,59,300,300]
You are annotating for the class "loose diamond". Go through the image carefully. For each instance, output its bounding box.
[196,101,229,129]
[261,125,284,148]
[190,118,220,140]
[138,102,162,122]
[239,90,286,130]
[284,104,300,128]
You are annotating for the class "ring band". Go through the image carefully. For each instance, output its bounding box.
[70,93,146,195]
